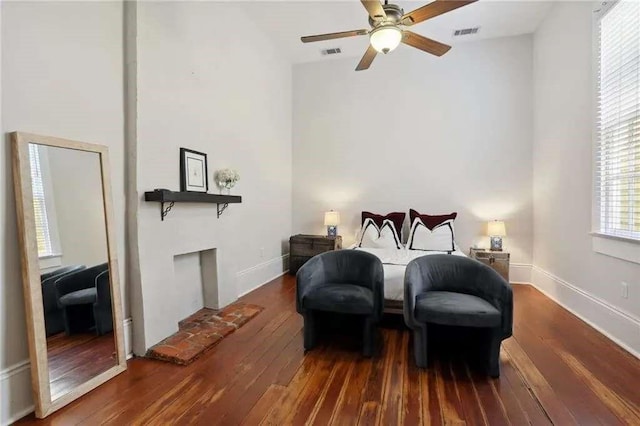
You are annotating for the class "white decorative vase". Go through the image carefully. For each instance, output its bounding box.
[219,180,236,195]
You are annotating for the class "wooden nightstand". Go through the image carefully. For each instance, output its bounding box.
[289,234,342,275]
[469,248,510,282]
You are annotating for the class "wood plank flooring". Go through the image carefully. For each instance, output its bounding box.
[17,276,640,425]
[46,331,116,400]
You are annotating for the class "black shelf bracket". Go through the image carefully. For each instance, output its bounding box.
[161,201,175,221]
[217,203,229,218]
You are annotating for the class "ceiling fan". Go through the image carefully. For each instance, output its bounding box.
[301,0,477,71]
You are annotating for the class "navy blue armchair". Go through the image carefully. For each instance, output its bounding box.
[296,250,384,357]
[404,254,513,377]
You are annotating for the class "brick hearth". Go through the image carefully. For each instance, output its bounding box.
[146,303,264,365]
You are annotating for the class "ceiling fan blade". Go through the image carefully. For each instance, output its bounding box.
[361,0,387,21]
[402,0,477,26]
[402,31,451,56]
[301,29,368,43]
[356,45,377,71]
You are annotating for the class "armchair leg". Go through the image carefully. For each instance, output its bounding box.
[62,308,72,336]
[303,311,316,351]
[486,328,502,378]
[413,326,428,368]
[93,307,113,336]
[362,317,376,357]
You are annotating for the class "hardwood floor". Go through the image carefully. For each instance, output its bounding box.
[46,331,116,400]
[18,275,640,425]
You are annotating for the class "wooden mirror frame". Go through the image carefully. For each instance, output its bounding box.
[11,132,127,418]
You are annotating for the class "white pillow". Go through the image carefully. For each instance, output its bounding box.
[358,218,402,249]
[407,218,455,252]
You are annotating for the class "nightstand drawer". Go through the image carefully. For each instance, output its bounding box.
[474,252,509,261]
[469,249,510,282]
[289,234,342,275]
[290,240,334,256]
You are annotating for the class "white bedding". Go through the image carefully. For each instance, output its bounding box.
[354,246,467,301]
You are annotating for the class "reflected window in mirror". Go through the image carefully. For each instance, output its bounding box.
[29,144,62,269]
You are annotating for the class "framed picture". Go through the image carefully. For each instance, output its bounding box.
[180,148,208,192]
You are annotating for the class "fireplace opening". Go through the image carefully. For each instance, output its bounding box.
[172,248,219,322]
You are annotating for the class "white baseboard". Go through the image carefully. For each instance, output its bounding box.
[531,266,640,359]
[510,263,532,284]
[0,360,32,426]
[237,254,289,297]
[493,262,639,359]
[1,318,134,425]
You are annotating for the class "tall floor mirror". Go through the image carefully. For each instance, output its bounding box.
[12,132,126,418]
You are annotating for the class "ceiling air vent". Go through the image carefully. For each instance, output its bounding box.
[321,47,342,56]
[453,27,480,37]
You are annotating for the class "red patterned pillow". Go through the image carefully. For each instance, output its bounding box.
[409,209,458,230]
[361,211,406,238]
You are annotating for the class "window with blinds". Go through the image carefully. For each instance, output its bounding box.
[29,144,55,257]
[595,0,640,240]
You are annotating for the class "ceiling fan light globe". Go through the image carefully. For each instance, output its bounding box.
[369,26,402,54]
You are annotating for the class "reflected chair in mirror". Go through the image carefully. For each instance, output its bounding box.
[41,265,86,336]
[54,262,112,335]
[296,250,384,357]
[94,269,114,335]
[403,254,513,377]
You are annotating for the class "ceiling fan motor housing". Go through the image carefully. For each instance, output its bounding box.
[368,3,404,27]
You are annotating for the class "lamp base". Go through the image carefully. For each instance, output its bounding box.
[327,226,337,237]
[490,236,503,251]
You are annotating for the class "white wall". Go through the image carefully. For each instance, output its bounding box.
[0,2,126,423]
[532,2,640,355]
[293,35,534,264]
[130,2,292,353]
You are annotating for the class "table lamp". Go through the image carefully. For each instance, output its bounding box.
[487,220,506,251]
[324,211,340,237]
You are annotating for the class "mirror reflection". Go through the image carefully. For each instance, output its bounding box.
[29,143,116,401]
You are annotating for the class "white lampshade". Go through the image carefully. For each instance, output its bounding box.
[369,26,402,54]
[324,211,341,226]
[487,220,506,237]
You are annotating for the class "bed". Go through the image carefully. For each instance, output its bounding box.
[352,246,468,314]
[353,210,465,314]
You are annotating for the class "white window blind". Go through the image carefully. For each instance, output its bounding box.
[595,0,640,240]
[29,144,55,257]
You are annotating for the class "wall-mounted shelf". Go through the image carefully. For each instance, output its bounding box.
[144,189,242,220]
